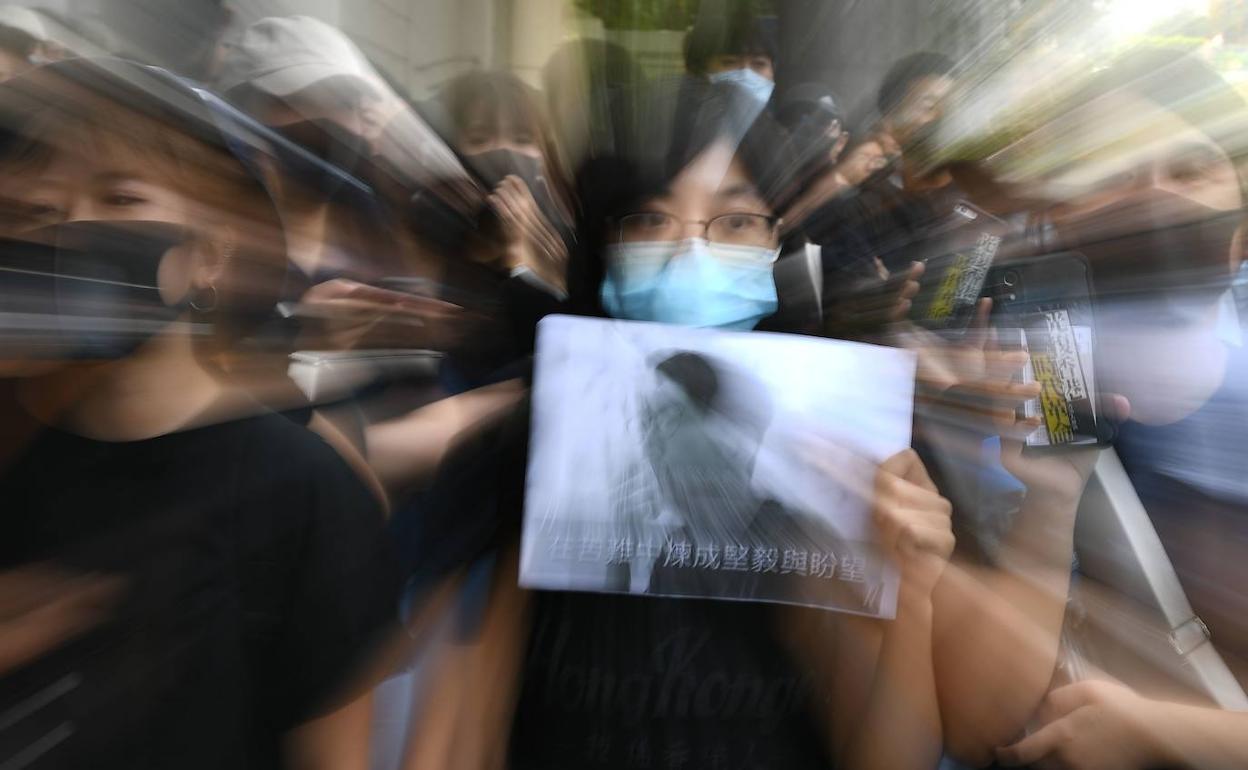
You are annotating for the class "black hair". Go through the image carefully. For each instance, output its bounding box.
[684,10,777,75]
[566,76,805,316]
[653,349,776,445]
[655,352,719,413]
[876,51,954,116]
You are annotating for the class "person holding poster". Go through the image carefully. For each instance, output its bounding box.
[408,77,956,770]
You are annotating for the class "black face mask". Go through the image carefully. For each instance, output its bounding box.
[1048,189,1242,321]
[0,221,190,360]
[273,118,370,200]
[462,148,569,231]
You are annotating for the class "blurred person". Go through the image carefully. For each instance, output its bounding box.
[875,51,954,174]
[404,79,955,770]
[796,53,967,336]
[438,70,572,296]
[218,16,393,284]
[685,7,778,99]
[681,7,777,141]
[405,70,574,395]
[220,18,441,422]
[218,17,529,513]
[219,15,453,348]
[980,49,1248,770]
[783,132,891,232]
[0,58,399,769]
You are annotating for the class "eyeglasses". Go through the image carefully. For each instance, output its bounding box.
[614,212,781,248]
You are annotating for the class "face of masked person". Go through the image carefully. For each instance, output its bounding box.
[600,142,781,330]
[50,222,192,358]
[602,238,779,330]
[1051,189,1241,321]
[707,52,775,83]
[1043,92,1244,325]
[240,79,376,201]
[462,147,546,197]
[457,115,568,231]
[271,117,370,199]
[0,147,214,360]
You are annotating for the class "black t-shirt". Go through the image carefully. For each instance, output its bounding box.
[415,401,837,770]
[511,592,834,770]
[0,412,400,769]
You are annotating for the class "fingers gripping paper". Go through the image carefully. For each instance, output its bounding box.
[521,315,917,618]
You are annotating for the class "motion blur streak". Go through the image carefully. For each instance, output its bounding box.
[0,2,1247,770]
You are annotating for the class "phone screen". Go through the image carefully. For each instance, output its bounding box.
[986,252,1110,449]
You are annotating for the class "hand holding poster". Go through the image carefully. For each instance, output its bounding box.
[521,315,917,618]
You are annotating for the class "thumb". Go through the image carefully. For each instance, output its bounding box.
[996,720,1063,767]
[880,448,939,493]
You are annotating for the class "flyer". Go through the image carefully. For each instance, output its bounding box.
[521,315,917,617]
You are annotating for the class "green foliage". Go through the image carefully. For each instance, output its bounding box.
[573,0,774,30]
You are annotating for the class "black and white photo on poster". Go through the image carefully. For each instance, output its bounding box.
[521,315,917,617]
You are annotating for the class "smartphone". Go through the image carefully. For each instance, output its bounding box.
[902,200,1007,333]
[985,251,1113,450]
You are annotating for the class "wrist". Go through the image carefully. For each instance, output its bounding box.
[1136,698,1184,768]
[894,581,935,619]
[1142,698,1221,769]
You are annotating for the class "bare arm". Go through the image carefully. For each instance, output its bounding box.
[932,446,1094,766]
[365,379,526,496]
[842,588,944,770]
[788,449,953,770]
[284,692,374,770]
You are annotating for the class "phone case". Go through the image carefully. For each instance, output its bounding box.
[985,251,1113,449]
[905,201,1007,333]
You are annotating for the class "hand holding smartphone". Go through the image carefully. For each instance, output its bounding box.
[985,252,1114,450]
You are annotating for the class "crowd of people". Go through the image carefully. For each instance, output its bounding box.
[1,2,1248,769]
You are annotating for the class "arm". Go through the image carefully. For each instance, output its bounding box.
[284,692,374,770]
[906,321,1104,765]
[932,444,1096,765]
[365,378,526,496]
[787,449,954,770]
[308,410,390,515]
[839,583,943,770]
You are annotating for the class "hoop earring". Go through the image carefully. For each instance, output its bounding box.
[190,284,218,313]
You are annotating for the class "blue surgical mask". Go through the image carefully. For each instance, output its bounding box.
[709,68,775,107]
[600,238,779,330]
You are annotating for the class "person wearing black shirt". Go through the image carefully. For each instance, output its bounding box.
[408,78,955,770]
[0,59,399,769]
